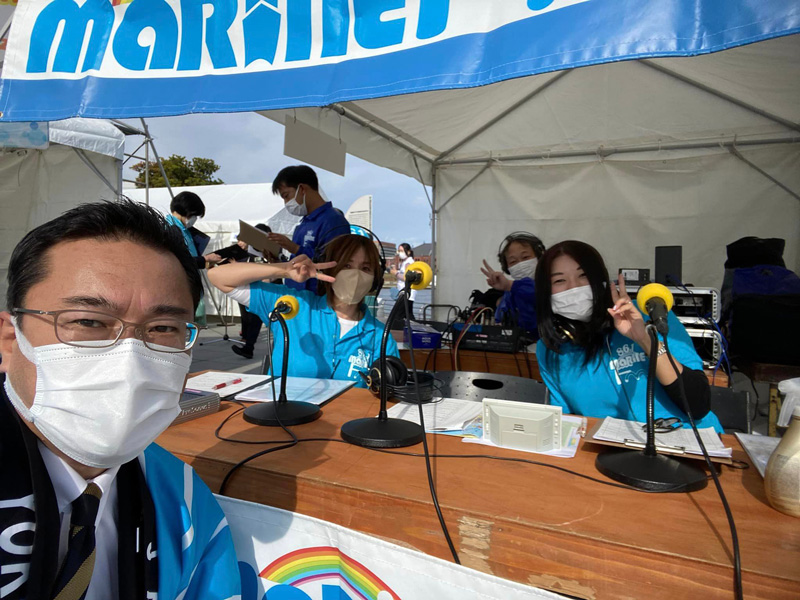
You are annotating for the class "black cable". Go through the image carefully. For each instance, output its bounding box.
[403,288,461,564]
[663,337,743,600]
[219,309,298,494]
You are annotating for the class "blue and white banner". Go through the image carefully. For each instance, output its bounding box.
[217,495,566,600]
[0,0,798,121]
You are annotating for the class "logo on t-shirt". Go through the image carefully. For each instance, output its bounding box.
[303,230,316,248]
[609,343,648,385]
[347,349,371,378]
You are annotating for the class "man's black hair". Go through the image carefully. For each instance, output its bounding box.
[255,223,271,233]
[170,191,206,218]
[272,165,319,194]
[6,199,203,311]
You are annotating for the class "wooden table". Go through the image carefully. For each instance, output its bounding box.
[157,390,798,599]
[735,360,800,436]
[398,345,729,387]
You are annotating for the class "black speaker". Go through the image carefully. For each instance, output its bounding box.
[655,246,682,285]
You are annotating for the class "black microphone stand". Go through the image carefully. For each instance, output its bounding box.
[340,278,424,448]
[595,324,707,492]
[243,307,320,427]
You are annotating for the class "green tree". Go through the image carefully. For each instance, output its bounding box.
[131,154,224,187]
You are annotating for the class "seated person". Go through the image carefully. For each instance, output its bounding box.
[209,234,398,387]
[0,200,240,599]
[534,240,722,432]
[480,232,545,338]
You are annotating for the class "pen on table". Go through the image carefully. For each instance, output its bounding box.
[577,417,588,438]
[212,378,243,390]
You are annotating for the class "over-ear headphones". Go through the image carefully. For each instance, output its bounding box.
[554,318,578,343]
[497,232,546,274]
[364,356,408,395]
[317,227,388,297]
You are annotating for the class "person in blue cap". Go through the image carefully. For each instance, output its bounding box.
[534,240,723,432]
[209,234,398,386]
[266,165,351,293]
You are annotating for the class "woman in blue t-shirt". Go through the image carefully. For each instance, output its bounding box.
[534,240,722,432]
[208,234,399,388]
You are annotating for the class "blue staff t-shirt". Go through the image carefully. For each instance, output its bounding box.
[537,307,723,432]
[249,282,399,388]
[286,202,351,293]
[495,277,538,339]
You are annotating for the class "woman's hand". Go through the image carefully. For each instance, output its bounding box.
[481,260,512,292]
[204,252,223,264]
[608,274,651,351]
[284,255,337,284]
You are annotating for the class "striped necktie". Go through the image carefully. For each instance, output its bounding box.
[53,482,103,600]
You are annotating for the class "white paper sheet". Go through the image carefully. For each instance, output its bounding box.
[592,417,732,458]
[235,377,355,405]
[185,371,272,398]
[387,397,482,431]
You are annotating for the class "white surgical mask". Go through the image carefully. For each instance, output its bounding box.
[185,215,198,228]
[284,187,308,217]
[5,323,191,469]
[332,269,374,305]
[551,285,594,322]
[508,258,537,280]
[398,251,407,260]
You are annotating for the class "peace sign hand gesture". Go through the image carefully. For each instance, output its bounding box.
[480,260,512,292]
[284,255,337,283]
[608,273,650,351]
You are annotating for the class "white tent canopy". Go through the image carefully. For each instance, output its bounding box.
[0,118,124,308]
[259,34,800,306]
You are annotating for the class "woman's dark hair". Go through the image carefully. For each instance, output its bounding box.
[535,240,614,367]
[317,235,382,305]
[498,232,545,274]
[272,165,319,193]
[6,199,203,311]
[170,191,206,218]
[399,243,414,258]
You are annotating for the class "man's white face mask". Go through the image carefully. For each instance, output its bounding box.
[508,257,537,281]
[4,321,191,469]
[284,187,308,217]
[332,269,374,305]
[551,285,594,322]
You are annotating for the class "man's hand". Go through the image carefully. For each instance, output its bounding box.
[284,255,337,284]
[480,260,512,292]
[204,253,223,264]
[267,233,299,254]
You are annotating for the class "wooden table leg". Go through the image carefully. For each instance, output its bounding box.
[768,384,782,437]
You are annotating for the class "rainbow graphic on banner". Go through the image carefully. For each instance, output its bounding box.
[260,546,401,600]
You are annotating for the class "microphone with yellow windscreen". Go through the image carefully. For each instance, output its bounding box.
[404,261,433,290]
[636,283,673,335]
[274,295,299,320]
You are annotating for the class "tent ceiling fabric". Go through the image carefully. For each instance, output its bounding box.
[259,35,799,183]
[47,118,126,160]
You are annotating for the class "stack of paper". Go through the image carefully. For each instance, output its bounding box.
[387,398,482,432]
[592,417,732,459]
[235,377,354,405]
[185,371,271,398]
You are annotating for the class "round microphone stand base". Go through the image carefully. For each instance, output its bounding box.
[340,417,424,448]
[596,449,707,492]
[243,401,321,427]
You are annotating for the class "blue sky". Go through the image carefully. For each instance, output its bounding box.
[121,112,432,248]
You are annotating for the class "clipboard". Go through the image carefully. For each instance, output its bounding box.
[585,420,733,465]
[188,227,210,255]
[238,220,282,257]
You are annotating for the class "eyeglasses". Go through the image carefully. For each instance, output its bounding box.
[643,417,682,434]
[13,308,201,353]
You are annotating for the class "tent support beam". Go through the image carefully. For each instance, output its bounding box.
[73,148,119,197]
[436,161,492,213]
[639,60,800,134]
[140,118,174,198]
[328,103,436,170]
[440,135,798,165]
[435,69,573,164]
[728,145,800,203]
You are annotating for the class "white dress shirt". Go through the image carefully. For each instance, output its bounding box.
[38,442,120,600]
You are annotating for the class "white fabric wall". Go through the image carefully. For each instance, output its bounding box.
[434,144,800,308]
[0,146,120,309]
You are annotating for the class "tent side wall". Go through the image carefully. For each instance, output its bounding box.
[434,144,800,309]
[0,145,121,309]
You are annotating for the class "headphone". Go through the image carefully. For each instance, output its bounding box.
[317,225,388,297]
[497,232,546,274]
[364,356,408,394]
